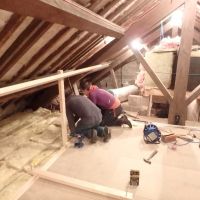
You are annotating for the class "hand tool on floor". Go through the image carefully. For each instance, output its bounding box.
[129,170,140,186]
[143,123,161,144]
[143,150,158,164]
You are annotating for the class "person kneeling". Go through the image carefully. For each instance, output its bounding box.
[66,94,111,146]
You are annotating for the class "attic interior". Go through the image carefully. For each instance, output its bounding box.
[0,0,200,199]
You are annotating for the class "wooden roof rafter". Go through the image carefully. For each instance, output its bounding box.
[46,34,101,74]
[63,0,184,77]
[11,27,70,82]
[0,19,52,79]
[12,0,129,81]
[0,13,25,50]
[118,0,159,28]
[85,17,174,85]
[25,29,83,78]
[61,37,104,71]
[89,0,185,66]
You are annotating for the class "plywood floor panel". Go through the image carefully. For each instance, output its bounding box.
[19,126,200,200]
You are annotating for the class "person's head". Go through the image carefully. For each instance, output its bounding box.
[79,80,92,96]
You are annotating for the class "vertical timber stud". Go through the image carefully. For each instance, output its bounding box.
[168,0,197,125]
[110,68,118,88]
[58,70,68,145]
[73,82,79,95]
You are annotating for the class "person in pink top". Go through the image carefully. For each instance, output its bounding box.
[80,80,132,128]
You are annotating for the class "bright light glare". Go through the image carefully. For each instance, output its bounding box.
[130,38,144,50]
[104,36,115,44]
[170,10,183,27]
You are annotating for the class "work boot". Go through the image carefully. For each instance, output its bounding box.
[90,129,98,144]
[119,115,132,128]
[103,126,111,142]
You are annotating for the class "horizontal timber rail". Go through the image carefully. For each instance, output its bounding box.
[0,62,110,98]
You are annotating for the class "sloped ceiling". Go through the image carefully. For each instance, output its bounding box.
[0,0,199,108]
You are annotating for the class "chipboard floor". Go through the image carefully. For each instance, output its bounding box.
[18,123,200,200]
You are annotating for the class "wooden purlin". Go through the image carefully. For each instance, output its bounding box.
[0,0,124,38]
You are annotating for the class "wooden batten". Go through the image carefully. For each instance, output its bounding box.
[32,169,133,200]
[109,68,118,88]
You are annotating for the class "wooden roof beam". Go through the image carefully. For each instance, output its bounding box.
[92,0,185,64]
[0,0,124,38]
[168,0,198,125]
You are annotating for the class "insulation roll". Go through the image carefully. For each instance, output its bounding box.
[108,85,139,102]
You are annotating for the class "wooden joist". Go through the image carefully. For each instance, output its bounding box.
[168,0,198,125]
[0,63,110,97]
[0,0,124,38]
[32,169,133,200]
